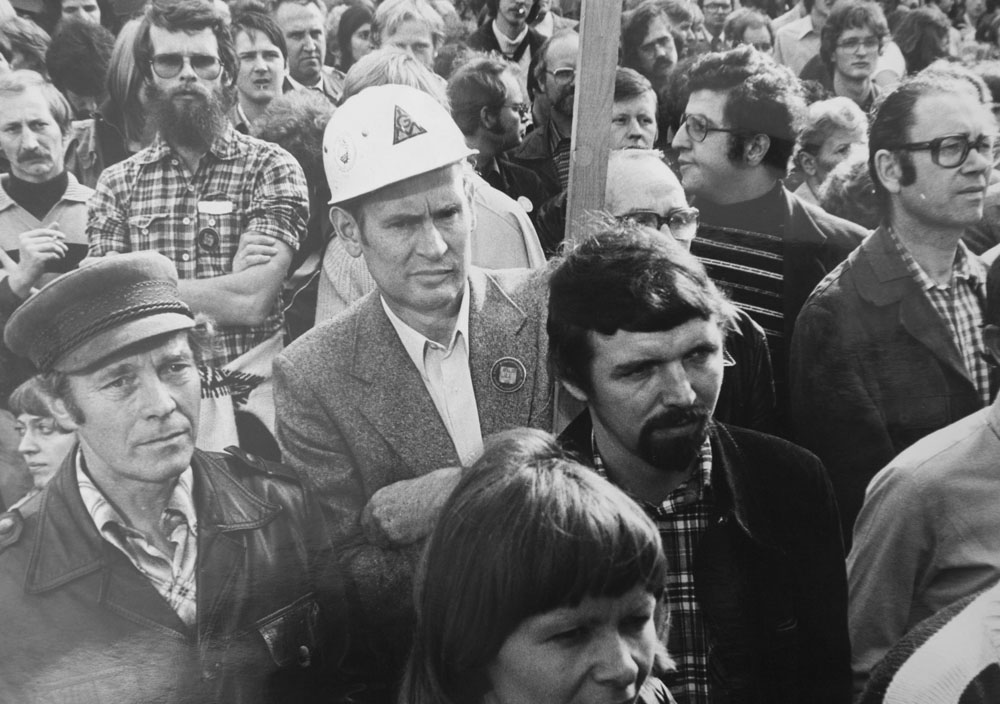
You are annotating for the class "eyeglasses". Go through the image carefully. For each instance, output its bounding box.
[150,53,223,80]
[835,36,881,52]
[622,207,700,241]
[505,102,530,118]
[546,67,575,83]
[680,113,739,142]
[746,40,772,52]
[704,3,731,11]
[895,133,998,168]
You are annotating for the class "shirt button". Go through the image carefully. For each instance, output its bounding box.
[171,159,179,166]
[208,217,216,226]
[186,184,194,192]
[182,216,191,225]
[141,228,149,235]
[180,251,191,262]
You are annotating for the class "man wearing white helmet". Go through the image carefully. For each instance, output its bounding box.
[272,84,553,685]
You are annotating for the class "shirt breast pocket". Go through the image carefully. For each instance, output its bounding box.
[255,593,323,669]
[126,212,170,244]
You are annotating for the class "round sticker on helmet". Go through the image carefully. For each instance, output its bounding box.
[491,357,527,393]
[332,135,356,172]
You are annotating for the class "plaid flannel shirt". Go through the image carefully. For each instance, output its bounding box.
[592,433,713,704]
[88,125,306,368]
[77,455,199,628]
[888,226,993,406]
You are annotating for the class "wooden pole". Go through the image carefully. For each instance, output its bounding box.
[565,0,622,242]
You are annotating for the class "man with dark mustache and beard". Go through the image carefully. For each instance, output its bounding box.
[550,220,850,704]
[88,0,308,452]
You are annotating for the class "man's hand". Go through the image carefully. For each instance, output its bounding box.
[232,232,279,273]
[7,225,67,299]
[360,467,464,547]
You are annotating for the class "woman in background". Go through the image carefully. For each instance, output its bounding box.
[401,428,675,704]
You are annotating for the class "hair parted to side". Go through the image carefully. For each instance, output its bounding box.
[686,45,806,175]
[9,377,74,432]
[232,10,288,60]
[447,53,512,136]
[0,70,74,136]
[547,216,738,393]
[134,0,237,87]
[868,67,987,207]
[400,427,669,704]
[614,65,656,103]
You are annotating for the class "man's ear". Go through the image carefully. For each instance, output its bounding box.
[560,378,589,403]
[480,105,498,132]
[874,148,903,194]
[798,151,818,177]
[50,397,80,432]
[330,207,364,258]
[984,323,1000,365]
[744,133,771,166]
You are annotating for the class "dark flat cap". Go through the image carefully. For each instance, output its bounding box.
[5,252,195,374]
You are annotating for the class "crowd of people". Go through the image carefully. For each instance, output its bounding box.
[0,0,1000,701]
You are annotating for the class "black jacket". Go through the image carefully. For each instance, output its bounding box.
[559,417,851,704]
[0,447,354,704]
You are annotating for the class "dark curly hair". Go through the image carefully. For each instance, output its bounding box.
[686,45,806,175]
[45,17,115,99]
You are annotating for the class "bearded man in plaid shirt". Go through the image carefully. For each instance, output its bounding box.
[551,221,850,704]
[87,0,307,371]
[791,67,998,546]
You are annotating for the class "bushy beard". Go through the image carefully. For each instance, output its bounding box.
[637,405,712,472]
[146,81,231,151]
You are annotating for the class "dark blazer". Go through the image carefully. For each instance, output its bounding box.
[508,117,563,196]
[790,225,984,541]
[0,447,350,704]
[560,416,851,704]
[273,267,553,668]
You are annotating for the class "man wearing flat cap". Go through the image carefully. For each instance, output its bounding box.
[0,252,352,704]
[272,83,553,687]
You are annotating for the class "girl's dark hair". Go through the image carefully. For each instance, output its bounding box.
[401,428,669,704]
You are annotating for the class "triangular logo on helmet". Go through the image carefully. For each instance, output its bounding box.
[393,104,427,145]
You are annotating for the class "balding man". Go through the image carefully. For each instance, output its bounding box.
[605,149,777,433]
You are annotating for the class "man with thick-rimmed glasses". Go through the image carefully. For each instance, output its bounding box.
[792,67,997,551]
[671,46,866,434]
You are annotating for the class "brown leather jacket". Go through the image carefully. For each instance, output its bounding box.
[0,447,352,704]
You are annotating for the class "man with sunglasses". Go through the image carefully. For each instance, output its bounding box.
[447,54,555,234]
[672,47,866,433]
[88,0,307,376]
[792,69,996,549]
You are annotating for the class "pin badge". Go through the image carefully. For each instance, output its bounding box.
[491,357,526,393]
[197,227,220,251]
[517,196,533,213]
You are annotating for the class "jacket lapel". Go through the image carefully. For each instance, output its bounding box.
[349,294,459,474]
[855,227,974,387]
[24,453,189,636]
[468,269,534,438]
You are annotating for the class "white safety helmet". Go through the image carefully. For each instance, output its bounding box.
[323,84,477,204]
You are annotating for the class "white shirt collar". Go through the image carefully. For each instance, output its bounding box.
[381,283,471,375]
[286,72,323,91]
[492,20,529,56]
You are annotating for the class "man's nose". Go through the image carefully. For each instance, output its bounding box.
[657,364,697,408]
[138,376,179,419]
[591,633,641,691]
